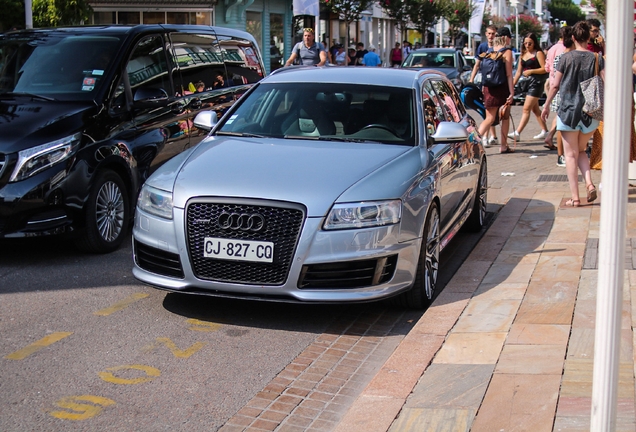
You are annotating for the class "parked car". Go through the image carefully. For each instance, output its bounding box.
[401,48,472,90]
[132,67,487,308]
[0,25,264,253]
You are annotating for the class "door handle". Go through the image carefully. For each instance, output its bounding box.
[189,98,202,110]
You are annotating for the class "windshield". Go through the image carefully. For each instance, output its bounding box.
[217,83,415,145]
[404,51,455,68]
[0,32,123,101]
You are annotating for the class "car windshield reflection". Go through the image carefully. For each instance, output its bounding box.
[217,83,415,145]
[0,33,123,101]
[404,52,456,68]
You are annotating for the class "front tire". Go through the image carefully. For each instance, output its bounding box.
[394,203,440,309]
[75,171,130,254]
[463,160,487,232]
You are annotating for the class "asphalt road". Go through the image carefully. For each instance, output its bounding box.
[0,213,492,431]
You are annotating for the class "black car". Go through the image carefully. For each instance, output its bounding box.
[401,48,472,90]
[0,25,265,253]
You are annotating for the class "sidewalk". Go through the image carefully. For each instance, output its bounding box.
[334,107,636,431]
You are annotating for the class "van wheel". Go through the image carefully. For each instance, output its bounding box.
[393,203,440,309]
[75,171,129,254]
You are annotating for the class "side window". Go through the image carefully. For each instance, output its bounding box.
[168,32,226,95]
[127,35,171,95]
[422,81,444,136]
[431,80,461,122]
[217,35,265,86]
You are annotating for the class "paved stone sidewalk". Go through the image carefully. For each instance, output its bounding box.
[334,107,636,431]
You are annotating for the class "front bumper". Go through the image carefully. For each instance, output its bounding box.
[132,204,421,303]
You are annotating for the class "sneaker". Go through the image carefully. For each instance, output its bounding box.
[533,130,548,140]
[481,136,489,147]
[488,136,498,145]
[556,155,565,167]
[507,131,520,140]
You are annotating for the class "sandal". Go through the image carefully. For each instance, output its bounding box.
[587,184,597,203]
[565,199,581,207]
[543,143,557,150]
[500,146,514,154]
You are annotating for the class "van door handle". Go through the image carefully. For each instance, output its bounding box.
[189,98,202,110]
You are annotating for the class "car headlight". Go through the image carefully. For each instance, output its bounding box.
[137,185,173,219]
[10,133,81,182]
[323,200,401,230]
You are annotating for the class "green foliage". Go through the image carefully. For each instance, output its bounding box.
[439,0,476,45]
[547,0,585,25]
[0,0,25,31]
[32,0,92,28]
[408,0,445,37]
[590,0,605,19]
[378,0,412,32]
[506,14,544,40]
[321,0,376,25]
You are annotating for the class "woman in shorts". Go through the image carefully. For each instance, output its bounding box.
[478,36,515,153]
[541,21,603,207]
[509,33,549,140]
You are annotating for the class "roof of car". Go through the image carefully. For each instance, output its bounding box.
[411,48,458,53]
[266,66,447,87]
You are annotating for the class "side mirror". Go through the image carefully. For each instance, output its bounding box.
[193,110,218,132]
[431,122,469,143]
[133,87,169,108]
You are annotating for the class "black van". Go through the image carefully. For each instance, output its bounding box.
[0,25,265,253]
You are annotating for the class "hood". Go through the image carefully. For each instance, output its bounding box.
[0,97,95,153]
[423,67,459,79]
[168,137,413,217]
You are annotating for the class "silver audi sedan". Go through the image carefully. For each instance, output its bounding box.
[132,67,487,308]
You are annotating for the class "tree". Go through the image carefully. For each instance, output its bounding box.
[378,0,412,33]
[439,0,476,47]
[321,0,376,45]
[547,0,585,26]
[33,0,92,27]
[590,0,605,19]
[0,0,25,30]
[507,14,544,41]
[408,0,445,45]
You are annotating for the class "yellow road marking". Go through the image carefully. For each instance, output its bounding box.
[93,293,149,316]
[48,395,116,421]
[98,364,160,385]
[143,337,206,358]
[5,332,73,360]
[186,318,223,332]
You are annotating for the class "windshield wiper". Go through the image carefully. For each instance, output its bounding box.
[216,131,268,138]
[1,92,57,101]
[317,136,382,144]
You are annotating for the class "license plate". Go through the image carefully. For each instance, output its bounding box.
[203,237,274,263]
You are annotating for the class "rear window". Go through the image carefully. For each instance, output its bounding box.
[0,33,124,101]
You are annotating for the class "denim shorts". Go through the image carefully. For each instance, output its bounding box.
[556,116,599,134]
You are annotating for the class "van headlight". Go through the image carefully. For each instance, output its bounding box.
[10,133,81,182]
[137,184,173,219]
[323,200,401,230]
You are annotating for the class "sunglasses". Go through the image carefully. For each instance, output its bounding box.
[303,28,315,33]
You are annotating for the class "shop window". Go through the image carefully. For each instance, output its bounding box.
[118,12,140,25]
[270,13,284,72]
[93,12,116,24]
[143,12,165,24]
[245,12,262,51]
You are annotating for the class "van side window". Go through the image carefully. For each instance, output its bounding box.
[127,35,171,94]
[217,35,264,86]
[168,32,225,95]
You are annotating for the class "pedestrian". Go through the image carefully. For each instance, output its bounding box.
[470,25,499,146]
[362,45,382,67]
[347,47,357,66]
[390,42,402,67]
[509,32,549,141]
[476,34,515,154]
[402,40,412,61]
[354,42,368,66]
[586,18,605,55]
[541,21,602,207]
[544,26,574,167]
[284,28,327,67]
[334,44,348,66]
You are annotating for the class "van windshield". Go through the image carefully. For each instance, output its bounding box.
[0,32,123,101]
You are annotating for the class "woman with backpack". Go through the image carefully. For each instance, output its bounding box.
[477,34,516,153]
[508,32,549,140]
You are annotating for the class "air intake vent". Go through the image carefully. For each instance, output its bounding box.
[134,240,184,278]
[298,255,398,289]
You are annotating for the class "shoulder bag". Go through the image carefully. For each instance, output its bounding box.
[580,53,604,120]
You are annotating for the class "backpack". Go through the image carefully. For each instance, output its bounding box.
[479,47,509,87]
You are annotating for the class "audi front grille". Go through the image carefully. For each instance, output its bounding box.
[186,200,305,285]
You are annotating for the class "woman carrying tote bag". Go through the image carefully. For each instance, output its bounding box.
[541,21,604,207]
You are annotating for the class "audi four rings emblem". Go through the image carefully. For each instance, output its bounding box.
[218,212,266,232]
